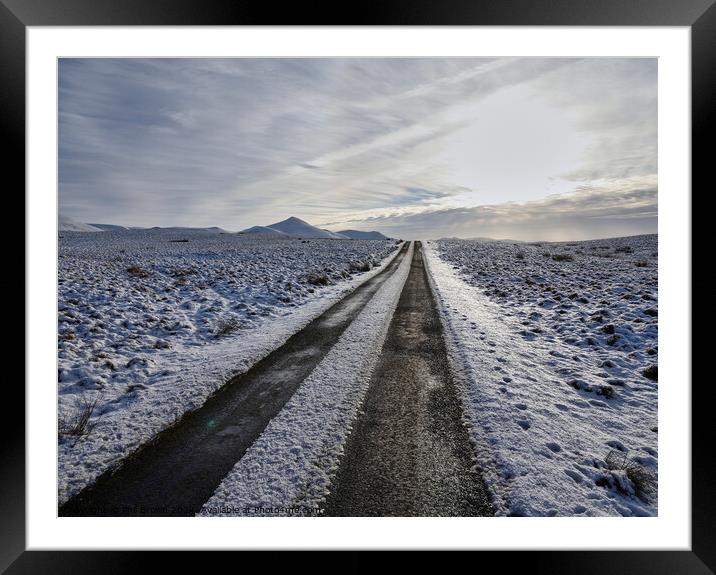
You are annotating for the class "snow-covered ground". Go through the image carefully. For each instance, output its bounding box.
[424,235,658,517]
[58,229,399,503]
[200,242,413,516]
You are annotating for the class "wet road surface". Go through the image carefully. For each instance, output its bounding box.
[321,242,493,516]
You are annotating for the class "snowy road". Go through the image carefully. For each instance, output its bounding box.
[321,242,493,516]
[60,242,410,516]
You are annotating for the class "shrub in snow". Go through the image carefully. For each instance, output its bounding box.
[642,365,658,381]
[615,245,634,254]
[215,317,241,338]
[604,450,657,502]
[126,265,151,278]
[349,260,371,273]
[307,272,330,286]
[126,357,151,369]
[59,393,102,446]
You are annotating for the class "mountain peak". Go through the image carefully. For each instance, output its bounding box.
[281,216,308,224]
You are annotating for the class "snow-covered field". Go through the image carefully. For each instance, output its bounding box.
[58,229,398,503]
[424,235,658,517]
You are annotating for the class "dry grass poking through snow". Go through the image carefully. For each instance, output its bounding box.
[58,393,102,446]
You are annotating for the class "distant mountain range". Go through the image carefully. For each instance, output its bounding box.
[59,216,229,234]
[239,217,389,240]
[59,214,389,240]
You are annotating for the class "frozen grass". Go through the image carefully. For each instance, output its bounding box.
[58,393,102,447]
[604,450,657,503]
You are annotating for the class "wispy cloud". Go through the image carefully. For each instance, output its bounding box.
[59,58,656,239]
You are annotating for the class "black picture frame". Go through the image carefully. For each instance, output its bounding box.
[6,0,710,570]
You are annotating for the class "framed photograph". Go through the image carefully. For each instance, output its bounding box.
[8,0,710,569]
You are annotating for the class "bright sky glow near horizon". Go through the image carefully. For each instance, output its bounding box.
[59,57,657,241]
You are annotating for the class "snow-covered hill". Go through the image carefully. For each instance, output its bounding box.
[239,225,289,236]
[89,223,131,232]
[261,216,348,239]
[59,215,103,232]
[338,229,389,240]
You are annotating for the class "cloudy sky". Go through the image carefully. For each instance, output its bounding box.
[59,58,657,240]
